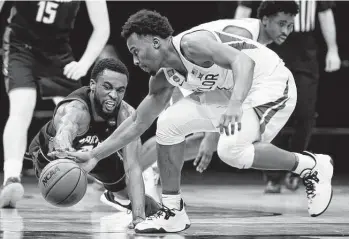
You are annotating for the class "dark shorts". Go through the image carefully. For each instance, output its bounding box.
[28,134,126,193]
[2,27,81,99]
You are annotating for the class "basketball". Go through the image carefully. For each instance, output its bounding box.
[38,159,88,207]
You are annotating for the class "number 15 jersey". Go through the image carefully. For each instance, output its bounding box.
[8,1,80,47]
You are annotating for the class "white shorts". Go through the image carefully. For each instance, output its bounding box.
[156,64,297,146]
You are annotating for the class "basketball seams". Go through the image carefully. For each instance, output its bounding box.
[44,167,80,198]
[57,169,84,205]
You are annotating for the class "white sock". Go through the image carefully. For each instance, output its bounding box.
[292,153,316,176]
[3,160,23,185]
[162,193,181,210]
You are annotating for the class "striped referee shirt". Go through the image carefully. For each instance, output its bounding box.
[238,0,335,32]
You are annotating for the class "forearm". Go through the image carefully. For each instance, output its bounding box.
[319,10,338,51]
[203,132,220,148]
[126,166,145,221]
[79,28,109,69]
[230,56,254,103]
[91,116,148,161]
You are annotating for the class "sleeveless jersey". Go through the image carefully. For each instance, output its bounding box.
[197,18,260,42]
[36,86,134,158]
[8,1,80,46]
[165,26,284,93]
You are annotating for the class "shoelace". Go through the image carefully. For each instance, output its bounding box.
[303,171,319,200]
[147,204,175,221]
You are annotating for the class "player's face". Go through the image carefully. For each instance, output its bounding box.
[127,33,163,76]
[264,12,295,45]
[92,69,128,115]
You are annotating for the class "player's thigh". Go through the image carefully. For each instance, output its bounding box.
[37,48,81,99]
[217,108,261,153]
[89,154,126,193]
[256,77,297,143]
[156,96,216,145]
[3,28,37,103]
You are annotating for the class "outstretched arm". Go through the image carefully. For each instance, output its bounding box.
[49,101,90,154]
[91,70,175,162]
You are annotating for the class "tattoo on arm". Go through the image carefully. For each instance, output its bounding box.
[51,101,90,150]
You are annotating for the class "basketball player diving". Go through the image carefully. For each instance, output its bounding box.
[28,58,160,228]
[58,9,334,233]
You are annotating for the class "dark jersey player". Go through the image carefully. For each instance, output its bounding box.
[28,58,159,228]
[0,1,110,208]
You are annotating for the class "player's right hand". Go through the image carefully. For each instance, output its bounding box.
[63,61,89,81]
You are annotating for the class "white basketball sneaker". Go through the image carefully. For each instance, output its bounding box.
[135,198,191,233]
[300,152,334,217]
[0,177,24,208]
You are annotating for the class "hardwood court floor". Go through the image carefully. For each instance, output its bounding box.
[0,171,348,239]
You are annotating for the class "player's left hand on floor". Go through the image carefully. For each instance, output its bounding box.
[63,61,89,80]
[128,217,144,229]
[217,100,243,136]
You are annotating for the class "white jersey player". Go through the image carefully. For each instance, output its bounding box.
[63,9,334,233]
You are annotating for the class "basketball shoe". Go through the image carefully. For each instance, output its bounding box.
[100,191,160,217]
[135,198,191,233]
[300,152,333,217]
[0,177,24,208]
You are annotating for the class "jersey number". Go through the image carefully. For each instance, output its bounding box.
[36,1,58,24]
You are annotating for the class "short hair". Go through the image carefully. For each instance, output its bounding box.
[257,1,299,20]
[91,58,129,81]
[121,9,174,40]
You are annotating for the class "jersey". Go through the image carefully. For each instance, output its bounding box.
[166,26,284,94]
[197,18,260,42]
[32,86,134,159]
[7,1,80,48]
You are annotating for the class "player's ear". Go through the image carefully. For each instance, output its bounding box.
[261,16,269,26]
[152,37,160,49]
[90,79,96,91]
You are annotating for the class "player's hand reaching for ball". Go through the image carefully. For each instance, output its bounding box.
[64,61,89,81]
[218,100,243,136]
[48,150,98,173]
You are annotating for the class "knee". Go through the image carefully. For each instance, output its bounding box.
[217,143,255,169]
[156,114,186,145]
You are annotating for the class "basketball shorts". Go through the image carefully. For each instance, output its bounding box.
[28,134,126,193]
[2,27,82,99]
[157,63,297,145]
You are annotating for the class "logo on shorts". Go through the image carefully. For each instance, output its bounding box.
[42,166,60,187]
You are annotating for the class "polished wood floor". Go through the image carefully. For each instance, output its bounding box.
[1,171,348,239]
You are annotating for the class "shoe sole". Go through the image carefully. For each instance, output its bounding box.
[0,183,24,208]
[100,193,129,212]
[310,156,334,217]
[135,223,191,233]
[311,189,333,217]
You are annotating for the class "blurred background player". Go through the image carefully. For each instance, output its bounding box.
[0,0,110,208]
[141,1,299,177]
[29,58,159,227]
[235,0,341,193]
